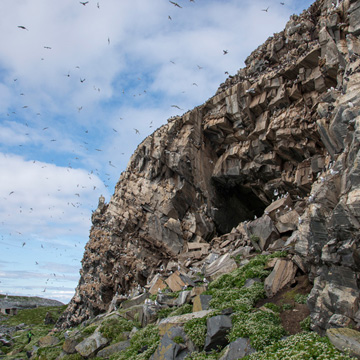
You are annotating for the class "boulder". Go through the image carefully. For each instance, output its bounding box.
[38,335,60,347]
[246,215,280,250]
[62,338,79,354]
[192,295,212,312]
[75,330,109,357]
[205,254,237,280]
[122,292,148,309]
[264,259,297,298]
[218,337,256,360]
[204,315,232,352]
[326,328,360,359]
[153,327,189,360]
[96,340,131,358]
[165,271,196,292]
[158,310,213,336]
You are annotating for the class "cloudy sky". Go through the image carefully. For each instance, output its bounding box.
[0,0,314,304]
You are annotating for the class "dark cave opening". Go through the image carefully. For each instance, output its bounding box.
[212,180,267,235]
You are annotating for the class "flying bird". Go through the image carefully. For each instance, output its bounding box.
[169,1,182,8]
[9,191,14,195]
[44,46,52,49]
[197,65,203,69]
[80,1,89,5]
[18,26,28,31]
[134,128,140,134]
[22,242,26,247]
[192,83,198,86]
[80,78,86,83]
[171,105,183,109]
[280,2,285,4]
[223,50,228,55]
[262,6,269,12]
[97,2,100,8]
[108,37,110,45]
[168,15,172,20]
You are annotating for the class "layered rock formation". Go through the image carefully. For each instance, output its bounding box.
[57,0,360,335]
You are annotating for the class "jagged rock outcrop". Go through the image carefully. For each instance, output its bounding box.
[57,0,360,335]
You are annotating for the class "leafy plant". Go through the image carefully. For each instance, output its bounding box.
[113,324,160,360]
[184,316,209,348]
[282,303,294,311]
[300,316,311,331]
[264,302,281,313]
[242,331,356,359]
[99,317,134,343]
[228,310,286,351]
[173,336,184,344]
[294,294,308,304]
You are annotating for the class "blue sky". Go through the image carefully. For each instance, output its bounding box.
[0,0,314,304]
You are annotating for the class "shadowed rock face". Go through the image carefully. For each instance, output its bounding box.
[57,0,360,333]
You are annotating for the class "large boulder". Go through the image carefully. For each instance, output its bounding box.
[204,315,232,352]
[75,330,109,358]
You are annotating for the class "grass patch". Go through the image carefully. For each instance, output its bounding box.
[99,316,134,343]
[228,310,286,351]
[111,324,160,360]
[3,305,67,326]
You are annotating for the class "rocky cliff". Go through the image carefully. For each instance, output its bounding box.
[57,0,360,335]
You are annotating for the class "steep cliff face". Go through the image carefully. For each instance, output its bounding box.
[57,0,360,334]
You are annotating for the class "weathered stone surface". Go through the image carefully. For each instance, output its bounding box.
[165,271,196,292]
[122,292,148,309]
[264,259,297,298]
[38,335,60,347]
[192,295,212,312]
[75,331,109,357]
[149,275,168,296]
[153,327,189,360]
[175,291,191,307]
[62,338,79,354]
[204,315,232,352]
[97,340,131,358]
[218,337,255,360]
[205,254,237,280]
[139,304,161,327]
[158,310,213,336]
[326,328,360,359]
[246,216,280,250]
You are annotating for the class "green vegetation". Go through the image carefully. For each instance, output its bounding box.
[294,293,309,304]
[82,324,98,335]
[300,316,311,331]
[99,316,134,343]
[282,303,294,311]
[242,332,356,360]
[3,305,67,326]
[264,302,281,313]
[173,336,184,344]
[228,310,286,350]
[111,324,160,360]
[185,350,219,360]
[157,303,193,319]
[184,316,209,348]
[61,354,85,360]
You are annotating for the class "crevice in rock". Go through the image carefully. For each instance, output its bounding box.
[212,180,266,234]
